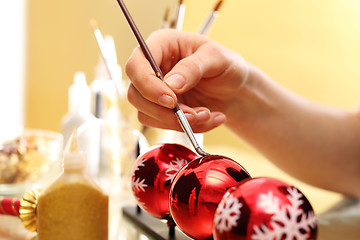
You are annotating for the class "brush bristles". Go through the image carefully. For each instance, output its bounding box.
[214,0,224,12]
[90,19,99,31]
[163,7,170,22]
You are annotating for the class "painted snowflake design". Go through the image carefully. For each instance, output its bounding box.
[258,191,280,214]
[131,177,148,192]
[214,195,242,233]
[251,187,317,240]
[131,157,148,192]
[165,157,187,181]
[133,157,146,175]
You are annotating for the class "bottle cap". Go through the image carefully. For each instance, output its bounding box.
[63,128,86,170]
[68,72,91,115]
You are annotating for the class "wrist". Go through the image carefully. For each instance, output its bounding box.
[224,63,274,134]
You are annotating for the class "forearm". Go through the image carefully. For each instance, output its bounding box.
[226,64,360,197]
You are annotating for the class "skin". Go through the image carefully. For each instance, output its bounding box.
[125,29,360,197]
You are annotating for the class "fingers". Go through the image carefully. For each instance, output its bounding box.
[137,107,226,133]
[125,29,207,109]
[141,29,222,96]
[193,112,226,132]
[125,29,229,132]
[126,29,224,106]
[128,83,194,127]
[129,83,226,131]
[125,45,177,109]
[163,42,231,95]
[187,107,226,132]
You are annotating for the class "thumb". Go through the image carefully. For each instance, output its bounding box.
[163,42,229,94]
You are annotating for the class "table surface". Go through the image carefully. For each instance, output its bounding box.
[1,145,359,240]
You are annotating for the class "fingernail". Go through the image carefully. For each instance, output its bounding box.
[185,113,196,123]
[165,74,185,90]
[196,110,210,122]
[214,114,226,125]
[158,95,176,108]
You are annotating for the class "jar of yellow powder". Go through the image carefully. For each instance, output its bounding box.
[37,129,108,240]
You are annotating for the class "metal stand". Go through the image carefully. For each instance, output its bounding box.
[122,206,192,240]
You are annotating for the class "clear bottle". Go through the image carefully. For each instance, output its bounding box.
[37,129,108,240]
[61,72,100,177]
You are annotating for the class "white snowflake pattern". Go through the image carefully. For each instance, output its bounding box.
[251,187,317,240]
[214,194,242,233]
[165,157,187,181]
[132,158,147,175]
[131,177,148,192]
[258,191,280,214]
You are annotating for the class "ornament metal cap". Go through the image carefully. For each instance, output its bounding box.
[19,188,40,232]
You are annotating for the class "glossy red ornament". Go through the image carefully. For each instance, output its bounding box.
[169,154,251,240]
[0,197,20,216]
[213,177,317,240]
[130,143,197,219]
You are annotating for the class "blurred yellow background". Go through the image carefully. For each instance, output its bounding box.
[25,0,360,151]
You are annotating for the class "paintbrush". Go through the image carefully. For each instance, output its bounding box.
[198,0,224,35]
[160,6,171,29]
[115,0,208,156]
[90,19,124,99]
[170,0,186,30]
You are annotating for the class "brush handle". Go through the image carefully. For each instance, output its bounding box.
[198,11,219,35]
[116,0,162,78]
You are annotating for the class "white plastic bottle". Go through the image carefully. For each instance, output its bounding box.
[61,72,100,178]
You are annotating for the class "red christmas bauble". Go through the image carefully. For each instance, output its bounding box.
[169,154,251,240]
[213,177,317,240]
[130,143,197,219]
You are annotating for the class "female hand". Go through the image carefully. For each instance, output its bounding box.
[125,29,249,132]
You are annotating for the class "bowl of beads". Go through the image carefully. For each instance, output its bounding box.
[0,129,63,196]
